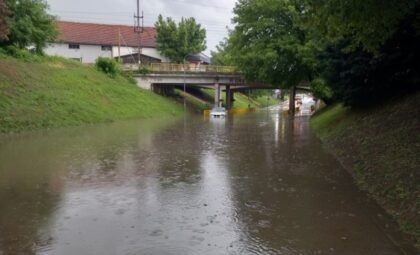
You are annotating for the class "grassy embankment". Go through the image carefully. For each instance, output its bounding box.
[173,88,266,112]
[173,88,282,112]
[201,88,281,109]
[174,89,211,111]
[0,55,182,133]
[311,92,420,249]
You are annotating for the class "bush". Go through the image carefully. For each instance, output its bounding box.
[248,89,271,99]
[95,57,120,77]
[121,71,137,85]
[311,78,334,104]
[0,46,44,62]
[138,65,151,76]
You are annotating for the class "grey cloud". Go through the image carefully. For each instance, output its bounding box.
[46,0,237,54]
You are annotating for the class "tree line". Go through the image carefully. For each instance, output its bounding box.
[212,0,420,108]
[0,0,57,54]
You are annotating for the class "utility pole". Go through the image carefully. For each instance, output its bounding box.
[118,28,121,63]
[134,0,144,65]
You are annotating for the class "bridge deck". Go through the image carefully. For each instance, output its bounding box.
[124,63,239,75]
[126,63,311,92]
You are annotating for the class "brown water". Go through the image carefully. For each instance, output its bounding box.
[0,107,415,255]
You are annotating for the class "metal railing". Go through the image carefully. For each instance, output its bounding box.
[136,63,238,74]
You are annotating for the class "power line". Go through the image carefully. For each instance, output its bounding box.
[137,0,231,10]
[55,15,230,34]
[50,10,232,26]
[53,13,231,30]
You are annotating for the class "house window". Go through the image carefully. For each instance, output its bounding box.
[69,44,80,49]
[101,45,112,51]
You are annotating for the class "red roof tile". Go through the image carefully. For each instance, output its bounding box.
[56,21,156,48]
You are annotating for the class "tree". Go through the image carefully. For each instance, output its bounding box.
[3,0,57,53]
[303,0,419,53]
[226,0,319,115]
[227,0,317,86]
[210,38,233,65]
[320,6,420,108]
[221,0,420,109]
[155,15,206,63]
[0,0,9,41]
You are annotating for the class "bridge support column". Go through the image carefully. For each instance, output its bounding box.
[226,86,234,109]
[214,83,221,107]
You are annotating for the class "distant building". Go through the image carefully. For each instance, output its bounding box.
[186,53,211,65]
[114,53,163,65]
[45,21,169,64]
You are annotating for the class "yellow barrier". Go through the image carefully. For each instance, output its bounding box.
[203,108,256,117]
[228,108,256,115]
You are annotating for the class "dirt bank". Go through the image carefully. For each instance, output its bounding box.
[311,92,420,250]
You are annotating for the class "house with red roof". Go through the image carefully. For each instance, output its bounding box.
[45,21,169,64]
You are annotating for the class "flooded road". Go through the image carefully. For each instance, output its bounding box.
[0,107,414,255]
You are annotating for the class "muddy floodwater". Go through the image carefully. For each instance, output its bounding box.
[0,107,416,255]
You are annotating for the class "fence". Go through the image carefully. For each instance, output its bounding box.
[144,63,238,74]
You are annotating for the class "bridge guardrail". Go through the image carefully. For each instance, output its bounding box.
[149,63,238,74]
[123,63,239,75]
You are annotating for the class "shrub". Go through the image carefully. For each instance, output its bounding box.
[121,71,137,85]
[138,64,151,76]
[311,78,334,104]
[95,57,120,77]
[0,46,44,62]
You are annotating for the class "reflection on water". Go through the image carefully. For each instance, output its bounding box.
[0,110,415,254]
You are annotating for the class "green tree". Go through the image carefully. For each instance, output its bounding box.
[3,0,57,53]
[320,10,420,108]
[0,0,9,41]
[155,15,206,63]
[303,0,419,53]
[310,78,333,104]
[210,38,233,65]
[222,0,420,109]
[227,0,317,86]
[225,0,320,114]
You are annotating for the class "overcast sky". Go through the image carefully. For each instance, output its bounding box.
[46,0,237,55]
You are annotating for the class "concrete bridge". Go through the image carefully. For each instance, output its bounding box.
[130,63,310,109]
[131,63,273,109]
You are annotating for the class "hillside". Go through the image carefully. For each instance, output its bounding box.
[0,55,182,133]
[311,93,420,249]
[200,88,281,109]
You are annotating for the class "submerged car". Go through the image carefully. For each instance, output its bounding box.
[210,107,227,118]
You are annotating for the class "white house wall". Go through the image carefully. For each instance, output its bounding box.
[45,43,169,63]
[45,43,112,63]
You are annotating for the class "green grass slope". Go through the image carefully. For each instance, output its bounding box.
[201,88,281,109]
[0,56,182,133]
[174,89,211,111]
[311,93,420,249]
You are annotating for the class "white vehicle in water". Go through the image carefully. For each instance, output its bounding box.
[210,107,227,118]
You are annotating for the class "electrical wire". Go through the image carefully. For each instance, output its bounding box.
[50,10,232,27]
